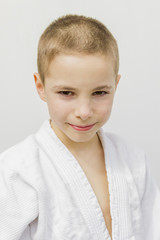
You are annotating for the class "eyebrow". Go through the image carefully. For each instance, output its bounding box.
[52,85,112,91]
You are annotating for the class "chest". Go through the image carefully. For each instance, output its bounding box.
[76,155,112,239]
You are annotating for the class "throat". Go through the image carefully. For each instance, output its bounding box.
[70,139,105,174]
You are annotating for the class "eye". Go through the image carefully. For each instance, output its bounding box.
[93,91,108,96]
[57,90,109,97]
[58,91,74,96]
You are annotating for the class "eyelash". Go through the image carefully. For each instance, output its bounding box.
[58,91,109,96]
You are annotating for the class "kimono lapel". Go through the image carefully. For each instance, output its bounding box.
[36,120,138,240]
[36,120,111,239]
[100,130,141,240]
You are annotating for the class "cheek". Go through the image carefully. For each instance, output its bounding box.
[47,98,70,120]
[97,106,111,121]
[95,98,114,115]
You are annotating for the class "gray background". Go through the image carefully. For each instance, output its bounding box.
[0,0,160,187]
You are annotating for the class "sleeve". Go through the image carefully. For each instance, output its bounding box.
[0,163,38,240]
[141,155,160,239]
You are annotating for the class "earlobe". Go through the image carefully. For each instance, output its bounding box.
[33,72,46,102]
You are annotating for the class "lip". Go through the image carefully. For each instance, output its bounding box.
[69,123,95,128]
[69,123,95,131]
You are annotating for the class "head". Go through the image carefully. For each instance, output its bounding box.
[34,14,121,147]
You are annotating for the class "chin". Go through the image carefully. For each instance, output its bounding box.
[67,131,96,142]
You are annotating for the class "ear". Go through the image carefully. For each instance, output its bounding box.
[33,73,46,102]
[115,74,121,91]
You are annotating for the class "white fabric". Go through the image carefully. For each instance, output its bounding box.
[0,119,160,240]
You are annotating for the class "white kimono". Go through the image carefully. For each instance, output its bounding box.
[0,119,160,240]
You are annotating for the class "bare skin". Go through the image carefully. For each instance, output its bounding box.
[66,133,112,239]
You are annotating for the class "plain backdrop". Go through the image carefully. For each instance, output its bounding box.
[0,0,160,186]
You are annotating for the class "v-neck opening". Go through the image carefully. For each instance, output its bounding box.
[36,119,118,240]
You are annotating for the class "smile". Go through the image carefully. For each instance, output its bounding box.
[68,123,95,131]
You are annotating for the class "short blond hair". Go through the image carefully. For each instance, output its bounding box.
[37,14,119,85]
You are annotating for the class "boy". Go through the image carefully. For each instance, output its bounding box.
[0,14,160,240]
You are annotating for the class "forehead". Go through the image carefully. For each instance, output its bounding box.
[46,53,115,87]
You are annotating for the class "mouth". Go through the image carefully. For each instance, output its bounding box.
[68,123,96,131]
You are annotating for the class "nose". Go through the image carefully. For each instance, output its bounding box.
[74,100,93,120]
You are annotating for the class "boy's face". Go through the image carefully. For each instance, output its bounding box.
[34,53,120,147]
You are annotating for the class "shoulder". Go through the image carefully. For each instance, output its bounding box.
[103,130,146,164]
[0,134,39,172]
[103,130,146,172]
[0,136,39,236]
[102,130,147,197]
[0,134,44,198]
